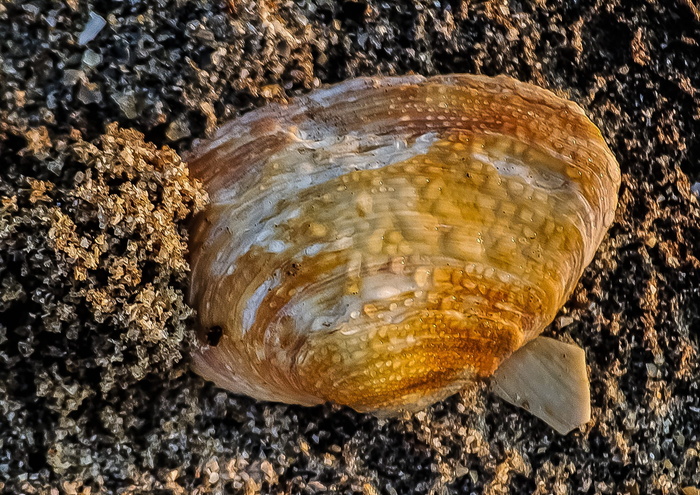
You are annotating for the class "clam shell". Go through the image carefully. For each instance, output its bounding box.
[187,74,620,415]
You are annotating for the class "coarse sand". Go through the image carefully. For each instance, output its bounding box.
[1,1,699,493]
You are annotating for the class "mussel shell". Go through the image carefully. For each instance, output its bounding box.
[187,74,620,414]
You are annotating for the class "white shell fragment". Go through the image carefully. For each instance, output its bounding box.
[492,336,591,434]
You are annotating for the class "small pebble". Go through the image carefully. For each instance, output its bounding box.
[77,80,103,104]
[691,182,700,197]
[165,116,191,141]
[78,12,106,45]
[82,49,102,68]
[112,91,139,119]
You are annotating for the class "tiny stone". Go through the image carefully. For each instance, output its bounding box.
[62,69,84,86]
[47,160,64,175]
[22,3,40,15]
[82,49,102,68]
[674,432,686,447]
[645,362,658,377]
[78,11,107,45]
[558,316,575,328]
[307,481,327,491]
[77,80,102,104]
[112,91,138,119]
[18,342,33,357]
[691,182,700,197]
[165,116,191,141]
[358,32,369,48]
[45,11,57,27]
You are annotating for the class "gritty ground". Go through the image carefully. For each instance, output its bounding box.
[1,0,700,494]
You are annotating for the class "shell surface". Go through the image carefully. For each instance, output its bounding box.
[187,74,620,416]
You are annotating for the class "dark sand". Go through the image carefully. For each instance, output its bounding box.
[1,0,700,493]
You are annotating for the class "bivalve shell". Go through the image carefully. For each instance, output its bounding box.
[187,75,620,432]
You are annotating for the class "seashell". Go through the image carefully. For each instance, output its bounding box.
[187,74,620,434]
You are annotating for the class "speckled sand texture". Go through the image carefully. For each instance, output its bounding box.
[1,1,699,494]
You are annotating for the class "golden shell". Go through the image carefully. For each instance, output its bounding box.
[187,74,620,419]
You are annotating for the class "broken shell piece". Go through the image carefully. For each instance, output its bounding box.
[492,337,591,434]
[186,74,620,433]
